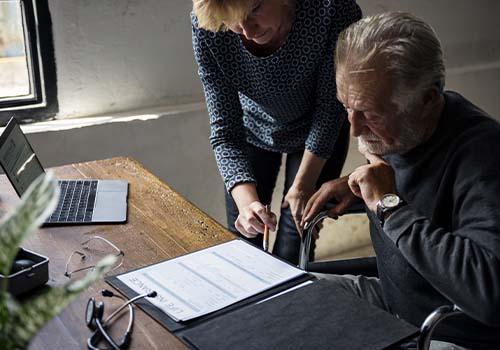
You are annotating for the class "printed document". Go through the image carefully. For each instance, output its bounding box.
[117,240,305,321]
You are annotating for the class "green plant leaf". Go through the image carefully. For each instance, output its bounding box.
[0,172,120,349]
[66,255,118,293]
[3,255,118,349]
[0,172,59,279]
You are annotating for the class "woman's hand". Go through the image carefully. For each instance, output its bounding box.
[235,201,277,238]
[282,183,315,235]
[302,176,358,225]
[285,150,328,235]
[231,184,276,238]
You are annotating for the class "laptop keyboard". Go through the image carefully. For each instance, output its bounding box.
[46,180,98,223]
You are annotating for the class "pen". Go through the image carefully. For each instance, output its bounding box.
[263,205,269,252]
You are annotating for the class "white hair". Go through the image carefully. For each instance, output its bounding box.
[335,12,445,114]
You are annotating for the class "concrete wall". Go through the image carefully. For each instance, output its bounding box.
[49,0,203,118]
[48,0,500,120]
[21,1,500,226]
[358,0,500,119]
[28,108,225,222]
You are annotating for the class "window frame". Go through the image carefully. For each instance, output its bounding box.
[0,0,57,125]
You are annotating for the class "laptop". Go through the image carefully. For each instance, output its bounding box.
[0,117,128,225]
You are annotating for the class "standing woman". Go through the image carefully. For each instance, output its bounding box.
[191,0,361,264]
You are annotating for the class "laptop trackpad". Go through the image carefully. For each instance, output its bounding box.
[92,190,128,222]
[96,180,128,192]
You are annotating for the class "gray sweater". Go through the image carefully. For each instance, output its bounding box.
[374,91,500,349]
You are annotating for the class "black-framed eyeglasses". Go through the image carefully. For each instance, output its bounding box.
[64,236,124,278]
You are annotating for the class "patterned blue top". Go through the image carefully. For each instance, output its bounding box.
[191,0,361,191]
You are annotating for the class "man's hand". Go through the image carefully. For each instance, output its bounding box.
[282,183,315,235]
[235,201,277,238]
[302,176,358,225]
[348,152,396,212]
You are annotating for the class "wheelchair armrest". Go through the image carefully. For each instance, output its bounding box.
[305,256,378,276]
[299,202,376,276]
[299,210,330,270]
[417,305,463,350]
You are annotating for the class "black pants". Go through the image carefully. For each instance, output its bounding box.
[225,120,350,265]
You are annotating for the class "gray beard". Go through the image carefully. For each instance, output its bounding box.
[357,117,427,156]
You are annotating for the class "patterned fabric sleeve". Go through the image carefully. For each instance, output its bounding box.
[305,1,362,159]
[191,20,256,192]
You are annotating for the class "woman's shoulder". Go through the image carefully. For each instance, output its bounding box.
[191,12,209,37]
[299,0,361,22]
[301,0,360,12]
[191,12,232,43]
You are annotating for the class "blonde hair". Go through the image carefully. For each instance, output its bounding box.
[335,12,445,113]
[192,0,253,32]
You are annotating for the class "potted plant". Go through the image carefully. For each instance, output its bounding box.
[0,172,117,349]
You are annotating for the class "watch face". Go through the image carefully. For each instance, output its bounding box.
[382,194,400,208]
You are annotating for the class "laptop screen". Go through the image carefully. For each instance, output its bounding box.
[0,118,45,196]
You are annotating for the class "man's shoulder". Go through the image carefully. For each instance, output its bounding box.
[443,91,500,174]
[444,91,499,131]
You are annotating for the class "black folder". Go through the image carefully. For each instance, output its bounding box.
[106,270,313,333]
[107,242,419,349]
[180,279,419,350]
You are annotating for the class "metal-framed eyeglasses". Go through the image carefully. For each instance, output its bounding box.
[64,236,124,278]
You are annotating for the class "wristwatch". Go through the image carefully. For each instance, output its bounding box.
[376,193,406,226]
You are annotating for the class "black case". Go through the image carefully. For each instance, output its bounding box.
[0,248,49,296]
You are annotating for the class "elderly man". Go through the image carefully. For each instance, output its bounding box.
[302,12,500,350]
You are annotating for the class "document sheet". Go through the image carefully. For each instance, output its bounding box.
[117,240,305,321]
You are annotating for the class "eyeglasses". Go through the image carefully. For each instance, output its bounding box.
[64,236,124,278]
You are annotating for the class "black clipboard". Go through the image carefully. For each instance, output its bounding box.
[106,240,418,349]
[106,270,313,333]
[179,279,419,350]
[106,239,315,333]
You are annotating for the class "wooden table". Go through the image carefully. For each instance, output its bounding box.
[0,157,234,349]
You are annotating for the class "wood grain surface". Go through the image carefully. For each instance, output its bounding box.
[0,157,234,349]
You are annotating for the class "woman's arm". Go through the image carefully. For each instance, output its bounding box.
[283,2,362,232]
[294,150,327,187]
[191,15,253,192]
[283,150,326,232]
[304,1,361,161]
[192,16,275,236]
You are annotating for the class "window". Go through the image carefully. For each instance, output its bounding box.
[0,0,57,125]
